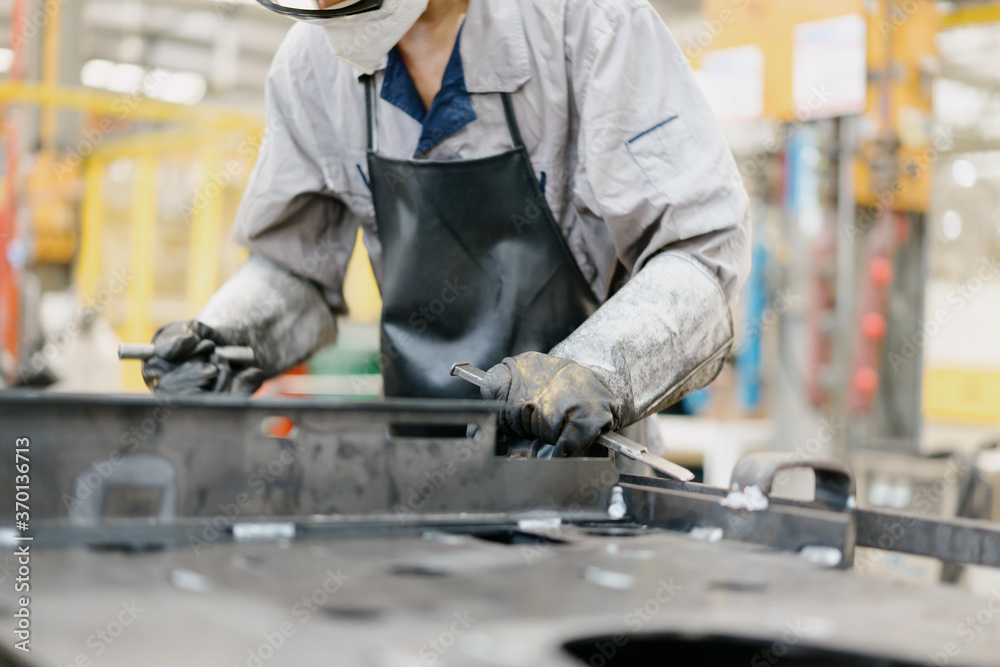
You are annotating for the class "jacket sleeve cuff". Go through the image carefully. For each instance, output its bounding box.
[549,250,734,426]
[197,255,338,377]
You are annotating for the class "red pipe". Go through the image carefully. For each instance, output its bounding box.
[0,0,28,378]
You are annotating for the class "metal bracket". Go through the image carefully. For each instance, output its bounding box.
[730,452,856,512]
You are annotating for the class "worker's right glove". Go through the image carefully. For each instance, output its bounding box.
[483,352,623,458]
[141,321,265,395]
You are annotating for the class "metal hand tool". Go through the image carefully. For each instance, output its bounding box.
[450,361,696,481]
[118,343,256,365]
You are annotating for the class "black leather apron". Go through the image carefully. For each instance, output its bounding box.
[364,76,598,399]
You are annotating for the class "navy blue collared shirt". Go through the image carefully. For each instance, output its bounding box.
[379,25,477,156]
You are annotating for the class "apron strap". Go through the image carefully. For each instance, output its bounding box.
[364,74,379,153]
[500,93,525,149]
[364,75,524,153]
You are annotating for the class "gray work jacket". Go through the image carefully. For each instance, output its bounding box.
[232,0,751,315]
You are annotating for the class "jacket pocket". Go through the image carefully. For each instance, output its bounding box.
[625,113,714,200]
[324,152,376,221]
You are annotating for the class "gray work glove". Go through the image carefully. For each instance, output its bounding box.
[142,320,265,395]
[142,255,338,396]
[549,250,735,427]
[482,352,623,457]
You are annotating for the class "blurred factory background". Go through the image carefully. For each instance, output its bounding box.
[1,0,999,587]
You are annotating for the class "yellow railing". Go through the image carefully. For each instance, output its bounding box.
[76,133,258,390]
[0,81,263,388]
[0,81,261,130]
[7,80,382,392]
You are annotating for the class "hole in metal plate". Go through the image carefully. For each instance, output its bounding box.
[706,579,769,594]
[390,563,451,577]
[386,423,474,439]
[321,605,385,621]
[469,530,568,546]
[101,485,165,518]
[564,634,924,666]
[583,527,646,538]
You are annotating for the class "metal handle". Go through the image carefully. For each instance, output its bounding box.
[67,452,178,522]
[730,452,856,511]
[450,362,695,482]
[118,343,256,365]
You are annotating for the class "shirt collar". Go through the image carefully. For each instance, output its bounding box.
[381,24,479,155]
[358,0,532,94]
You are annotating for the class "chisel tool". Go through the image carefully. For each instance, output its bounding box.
[450,361,696,481]
[118,343,256,365]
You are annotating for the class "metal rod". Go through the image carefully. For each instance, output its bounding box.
[118,343,256,365]
[855,508,1000,569]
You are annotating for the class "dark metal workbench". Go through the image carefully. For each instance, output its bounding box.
[0,392,998,666]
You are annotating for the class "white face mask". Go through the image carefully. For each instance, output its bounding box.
[318,0,429,75]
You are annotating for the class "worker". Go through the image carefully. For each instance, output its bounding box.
[142,0,750,457]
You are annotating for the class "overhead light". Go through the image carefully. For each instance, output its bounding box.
[942,209,963,241]
[108,158,133,183]
[107,63,147,94]
[80,59,114,88]
[952,159,978,188]
[156,71,207,106]
[81,59,207,106]
[80,59,144,92]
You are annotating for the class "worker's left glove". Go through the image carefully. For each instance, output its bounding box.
[141,321,266,395]
[141,256,338,397]
[482,352,623,458]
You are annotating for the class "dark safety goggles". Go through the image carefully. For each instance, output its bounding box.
[256,0,385,21]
